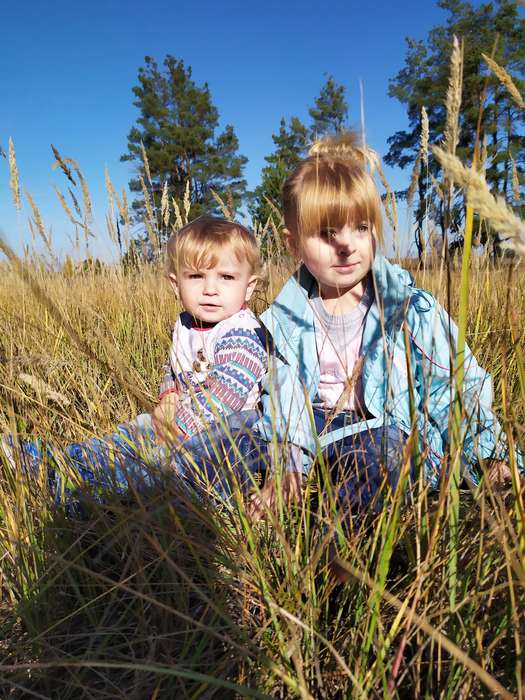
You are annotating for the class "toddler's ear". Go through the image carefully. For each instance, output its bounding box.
[244,275,257,303]
[168,273,179,297]
[282,228,299,258]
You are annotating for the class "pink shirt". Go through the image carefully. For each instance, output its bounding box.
[311,284,373,411]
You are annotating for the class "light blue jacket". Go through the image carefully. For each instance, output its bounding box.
[256,254,515,486]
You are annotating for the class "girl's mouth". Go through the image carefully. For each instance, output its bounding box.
[333,262,358,270]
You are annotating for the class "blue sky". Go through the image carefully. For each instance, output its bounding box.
[0,0,487,258]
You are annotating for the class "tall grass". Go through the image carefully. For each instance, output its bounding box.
[1,52,525,698]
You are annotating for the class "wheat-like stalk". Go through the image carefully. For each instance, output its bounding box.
[407,153,422,211]
[376,160,397,233]
[140,141,152,186]
[433,145,525,254]
[120,189,130,228]
[53,186,79,227]
[482,53,525,109]
[25,191,53,257]
[140,177,155,223]
[421,107,429,167]
[480,135,489,173]
[18,372,71,407]
[161,181,169,227]
[139,177,160,253]
[172,197,183,230]
[68,187,82,220]
[430,173,444,201]
[210,189,232,219]
[105,211,117,245]
[76,168,93,228]
[226,189,235,217]
[444,36,463,156]
[183,180,191,223]
[104,167,116,204]
[51,144,77,186]
[511,156,521,203]
[8,138,21,211]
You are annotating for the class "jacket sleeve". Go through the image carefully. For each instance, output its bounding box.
[174,327,267,437]
[412,296,521,475]
[255,305,319,475]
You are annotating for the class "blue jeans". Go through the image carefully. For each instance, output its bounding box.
[3,411,262,505]
[199,409,410,518]
[312,408,411,517]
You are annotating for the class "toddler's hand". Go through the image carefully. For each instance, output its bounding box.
[153,393,182,444]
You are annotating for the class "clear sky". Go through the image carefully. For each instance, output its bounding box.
[0,0,490,259]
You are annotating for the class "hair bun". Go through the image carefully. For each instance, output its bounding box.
[308,131,379,173]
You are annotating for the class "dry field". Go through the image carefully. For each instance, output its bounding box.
[0,254,524,698]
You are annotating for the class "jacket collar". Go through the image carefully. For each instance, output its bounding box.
[262,253,414,332]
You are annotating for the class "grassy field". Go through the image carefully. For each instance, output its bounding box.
[0,252,524,699]
[1,40,525,694]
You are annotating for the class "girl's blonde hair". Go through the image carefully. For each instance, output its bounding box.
[282,131,384,245]
[166,216,262,278]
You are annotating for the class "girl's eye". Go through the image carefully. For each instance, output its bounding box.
[320,228,337,240]
[189,273,203,279]
[222,274,235,281]
[358,223,370,234]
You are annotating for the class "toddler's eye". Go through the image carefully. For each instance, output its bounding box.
[222,274,235,281]
[189,273,204,279]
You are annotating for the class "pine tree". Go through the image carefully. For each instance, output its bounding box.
[121,55,247,241]
[249,116,308,226]
[309,75,348,139]
[250,76,349,228]
[386,0,525,257]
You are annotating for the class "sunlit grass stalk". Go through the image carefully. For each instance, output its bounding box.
[448,195,475,616]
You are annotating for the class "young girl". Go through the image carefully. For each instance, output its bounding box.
[243,131,520,521]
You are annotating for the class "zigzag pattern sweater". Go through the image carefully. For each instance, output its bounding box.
[159,309,267,437]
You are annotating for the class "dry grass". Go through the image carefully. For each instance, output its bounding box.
[0,252,524,698]
[1,40,524,696]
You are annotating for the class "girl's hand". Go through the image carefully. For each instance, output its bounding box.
[485,460,513,486]
[246,472,304,523]
[153,393,182,444]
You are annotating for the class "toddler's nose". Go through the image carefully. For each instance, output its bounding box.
[203,278,218,294]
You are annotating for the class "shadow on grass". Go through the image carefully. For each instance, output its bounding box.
[0,481,272,699]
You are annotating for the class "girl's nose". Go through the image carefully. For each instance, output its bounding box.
[336,230,356,253]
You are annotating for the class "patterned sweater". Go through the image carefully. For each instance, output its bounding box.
[159,308,267,437]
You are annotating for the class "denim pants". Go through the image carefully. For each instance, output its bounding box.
[197,408,410,518]
[3,409,409,518]
[2,411,262,505]
[312,408,411,517]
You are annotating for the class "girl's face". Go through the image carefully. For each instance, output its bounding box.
[287,222,375,299]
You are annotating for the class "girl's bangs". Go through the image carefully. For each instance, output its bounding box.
[296,168,382,241]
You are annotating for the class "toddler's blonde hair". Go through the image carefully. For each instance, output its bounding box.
[166,216,262,278]
[282,131,384,245]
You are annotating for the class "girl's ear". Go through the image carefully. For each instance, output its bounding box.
[283,228,300,258]
[244,275,258,303]
[168,272,179,297]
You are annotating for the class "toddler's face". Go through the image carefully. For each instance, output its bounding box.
[293,222,375,299]
[171,248,256,324]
